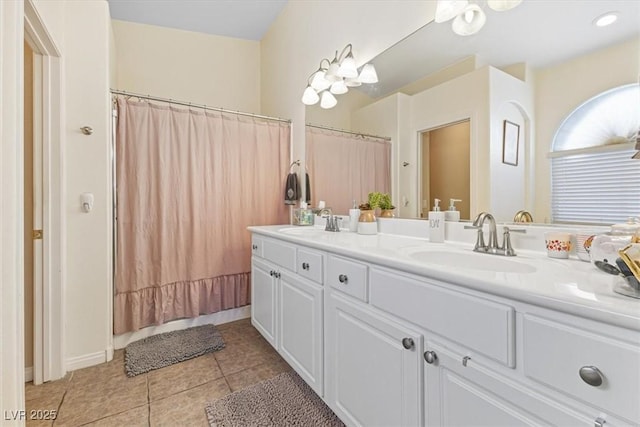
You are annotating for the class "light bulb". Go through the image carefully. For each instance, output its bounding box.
[320,91,337,109]
[487,0,522,12]
[325,55,340,83]
[435,0,469,23]
[301,85,319,105]
[330,80,348,95]
[310,70,331,91]
[358,64,378,84]
[452,4,486,36]
[337,54,358,78]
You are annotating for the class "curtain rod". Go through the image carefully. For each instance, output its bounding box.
[110,89,292,124]
[305,123,391,141]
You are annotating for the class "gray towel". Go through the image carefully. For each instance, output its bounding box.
[305,172,311,203]
[284,172,300,205]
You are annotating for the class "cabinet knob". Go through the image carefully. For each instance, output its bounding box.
[252,244,258,250]
[338,274,348,284]
[302,262,309,270]
[269,270,274,276]
[424,351,438,364]
[579,366,603,387]
[401,338,415,350]
[594,417,606,427]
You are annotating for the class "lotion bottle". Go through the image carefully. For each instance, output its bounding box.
[428,198,445,243]
[444,198,461,222]
[348,199,360,232]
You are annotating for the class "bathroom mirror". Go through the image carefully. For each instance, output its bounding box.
[305,0,640,221]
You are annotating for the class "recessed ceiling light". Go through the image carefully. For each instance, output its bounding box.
[593,12,618,27]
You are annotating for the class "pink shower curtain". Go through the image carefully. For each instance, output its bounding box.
[114,97,290,334]
[306,126,391,214]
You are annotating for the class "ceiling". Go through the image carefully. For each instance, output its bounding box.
[107,0,288,41]
[359,0,640,98]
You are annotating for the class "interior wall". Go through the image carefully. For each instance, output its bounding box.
[534,37,640,222]
[24,40,34,372]
[426,121,471,220]
[260,1,437,196]
[112,20,261,112]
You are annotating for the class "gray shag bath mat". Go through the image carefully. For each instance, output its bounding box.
[124,324,225,377]
[205,370,344,427]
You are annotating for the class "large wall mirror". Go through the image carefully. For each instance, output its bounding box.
[304,0,640,223]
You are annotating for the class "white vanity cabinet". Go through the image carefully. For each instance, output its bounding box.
[250,235,324,395]
[325,291,423,427]
[249,228,640,427]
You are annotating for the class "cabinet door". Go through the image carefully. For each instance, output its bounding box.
[279,270,323,395]
[251,258,277,348]
[424,342,587,427]
[326,291,422,427]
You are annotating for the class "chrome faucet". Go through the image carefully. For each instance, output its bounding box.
[323,215,341,232]
[513,210,533,223]
[465,212,526,256]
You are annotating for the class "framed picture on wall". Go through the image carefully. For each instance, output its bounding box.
[502,120,520,166]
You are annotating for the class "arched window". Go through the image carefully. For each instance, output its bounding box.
[550,84,640,224]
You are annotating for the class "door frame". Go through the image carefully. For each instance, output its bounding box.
[24,0,65,384]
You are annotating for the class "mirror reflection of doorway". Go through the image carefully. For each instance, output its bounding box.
[420,120,470,219]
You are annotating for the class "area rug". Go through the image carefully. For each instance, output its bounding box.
[205,371,344,427]
[124,324,225,377]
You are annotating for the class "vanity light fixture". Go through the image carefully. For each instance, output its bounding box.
[593,12,618,27]
[301,44,378,108]
[435,0,522,36]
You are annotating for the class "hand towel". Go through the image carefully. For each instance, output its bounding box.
[284,172,300,205]
[305,172,311,203]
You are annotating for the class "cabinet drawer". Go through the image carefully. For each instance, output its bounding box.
[326,255,368,301]
[262,238,296,271]
[369,267,515,367]
[251,235,263,257]
[523,315,640,423]
[297,248,324,284]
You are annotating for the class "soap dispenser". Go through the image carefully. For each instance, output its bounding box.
[445,198,462,222]
[428,198,445,243]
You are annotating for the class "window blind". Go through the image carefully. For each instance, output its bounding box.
[551,148,640,224]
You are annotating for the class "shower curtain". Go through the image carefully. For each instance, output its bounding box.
[114,97,290,334]
[306,126,391,214]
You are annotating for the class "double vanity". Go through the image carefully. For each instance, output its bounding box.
[248,221,640,427]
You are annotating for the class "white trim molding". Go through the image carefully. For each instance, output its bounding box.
[1,0,26,420]
[24,0,66,384]
[66,351,108,372]
[24,367,34,384]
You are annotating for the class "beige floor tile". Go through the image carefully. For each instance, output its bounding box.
[83,404,149,427]
[214,340,282,376]
[54,372,148,426]
[71,351,127,386]
[225,359,292,392]
[149,378,230,427]
[25,373,71,403]
[215,318,251,332]
[148,353,224,402]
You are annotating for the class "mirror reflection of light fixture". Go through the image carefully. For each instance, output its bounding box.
[435,0,521,36]
[452,4,486,36]
[301,44,378,108]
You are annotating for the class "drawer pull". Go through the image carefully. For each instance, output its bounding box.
[579,366,603,387]
[424,351,438,364]
[302,262,309,270]
[462,356,471,367]
[594,417,606,427]
[269,270,274,277]
[275,272,281,279]
[252,244,258,250]
[338,274,348,284]
[401,338,415,350]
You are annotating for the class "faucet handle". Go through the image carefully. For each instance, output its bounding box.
[464,225,482,230]
[502,227,525,256]
[503,226,526,234]
[335,216,342,232]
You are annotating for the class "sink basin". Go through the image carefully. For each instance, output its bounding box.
[278,227,329,237]
[408,250,537,274]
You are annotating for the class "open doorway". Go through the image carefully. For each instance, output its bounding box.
[419,120,470,219]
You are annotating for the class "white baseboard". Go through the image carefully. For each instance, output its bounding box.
[25,366,33,383]
[113,306,251,350]
[66,351,107,372]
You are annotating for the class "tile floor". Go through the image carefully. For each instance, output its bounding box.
[25,318,292,426]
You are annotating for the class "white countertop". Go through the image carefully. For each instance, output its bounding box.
[249,225,640,331]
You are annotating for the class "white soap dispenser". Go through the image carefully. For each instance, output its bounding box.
[348,199,360,232]
[428,198,445,243]
[445,198,461,222]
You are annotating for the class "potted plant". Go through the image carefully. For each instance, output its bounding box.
[358,202,376,223]
[379,193,396,218]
